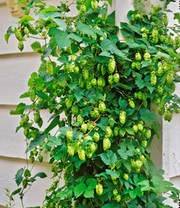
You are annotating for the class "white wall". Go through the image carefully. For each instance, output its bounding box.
[0,3,52,207]
[0,0,179,207]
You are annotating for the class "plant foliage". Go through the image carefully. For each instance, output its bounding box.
[6,0,180,207]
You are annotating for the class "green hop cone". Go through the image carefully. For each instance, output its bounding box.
[141,140,148,148]
[90,142,97,153]
[91,78,97,86]
[114,127,119,136]
[18,41,24,51]
[138,122,144,132]
[164,110,173,121]
[108,57,116,73]
[97,77,105,87]
[145,129,151,139]
[91,0,98,10]
[128,98,135,108]
[34,112,40,123]
[77,115,84,125]
[113,189,118,196]
[93,132,100,142]
[113,73,120,83]
[103,137,111,151]
[105,126,112,137]
[144,52,151,61]
[150,73,157,86]
[82,69,89,80]
[115,194,121,202]
[166,72,174,84]
[96,183,103,196]
[119,110,126,124]
[14,28,23,41]
[98,101,106,112]
[132,124,138,133]
[65,98,73,109]
[135,52,142,61]
[108,75,113,84]
[20,115,29,126]
[66,130,73,142]
[46,60,54,75]
[81,123,88,133]
[123,173,129,181]
[71,105,79,115]
[90,108,99,118]
[78,149,86,161]
[67,145,75,156]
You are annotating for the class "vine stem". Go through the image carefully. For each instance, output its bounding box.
[20,197,25,208]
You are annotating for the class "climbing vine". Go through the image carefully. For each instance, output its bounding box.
[5,0,180,207]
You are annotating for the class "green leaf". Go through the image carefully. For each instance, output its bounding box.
[49,28,71,49]
[93,28,106,38]
[145,202,157,208]
[19,91,30,98]
[107,0,112,6]
[99,150,117,166]
[125,127,134,135]
[115,83,133,90]
[74,90,84,102]
[84,0,91,9]
[102,203,120,208]
[174,12,180,24]
[76,22,96,37]
[138,180,151,191]
[18,15,34,23]
[15,168,24,186]
[117,142,133,160]
[26,134,47,152]
[44,116,60,134]
[99,51,112,57]
[84,189,94,198]
[36,91,50,101]
[140,108,157,123]
[28,72,38,86]
[135,79,145,89]
[122,160,131,172]
[41,6,58,14]
[129,186,142,199]
[100,39,128,59]
[107,11,115,25]
[119,127,126,137]
[11,188,22,196]
[34,172,47,179]
[118,97,127,109]
[74,183,86,197]
[4,26,13,43]
[52,18,67,29]
[86,178,97,189]
[31,41,41,52]
[105,169,118,178]
[56,187,73,199]
[69,33,82,43]
[10,103,26,115]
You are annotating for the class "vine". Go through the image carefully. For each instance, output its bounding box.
[5,0,180,207]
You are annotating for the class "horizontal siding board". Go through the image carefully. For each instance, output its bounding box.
[0,53,40,105]
[0,156,53,207]
[0,105,58,159]
[0,105,26,158]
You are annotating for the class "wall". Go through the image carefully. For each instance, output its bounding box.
[0,4,52,208]
[0,0,179,207]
